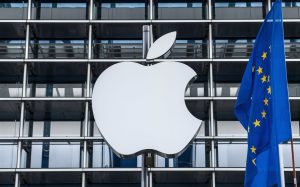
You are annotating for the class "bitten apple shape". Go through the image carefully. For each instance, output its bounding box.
[92,32,202,157]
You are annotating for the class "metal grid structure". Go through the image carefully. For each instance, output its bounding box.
[0,0,300,186]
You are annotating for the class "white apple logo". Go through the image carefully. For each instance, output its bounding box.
[92,31,202,157]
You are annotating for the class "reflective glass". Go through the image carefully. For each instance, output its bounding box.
[26,62,87,97]
[0,40,25,59]
[163,40,207,59]
[29,40,88,59]
[21,141,82,168]
[23,121,83,137]
[213,2,263,19]
[0,2,27,19]
[156,2,206,20]
[0,121,20,137]
[0,142,17,168]
[94,3,147,20]
[217,141,247,167]
[93,40,143,59]
[32,2,87,20]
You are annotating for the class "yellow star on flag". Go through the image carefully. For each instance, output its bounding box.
[267,86,271,94]
[262,52,267,60]
[250,146,256,154]
[252,158,256,166]
[252,66,255,73]
[264,98,269,106]
[253,119,260,127]
[261,75,267,83]
[257,66,263,75]
[261,110,266,118]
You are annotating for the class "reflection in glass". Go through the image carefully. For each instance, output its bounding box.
[93,40,143,59]
[0,62,23,98]
[0,121,19,137]
[165,40,208,59]
[155,142,206,168]
[156,2,206,20]
[185,83,205,97]
[29,40,88,59]
[21,141,82,168]
[94,2,148,20]
[213,2,263,19]
[0,83,22,98]
[31,2,87,20]
[0,142,17,168]
[27,83,85,97]
[215,83,240,97]
[217,141,247,167]
[0,2,27,19]
[0,40,25,59]
[26,62,87,98]
[91,141,137,168]
[213,39,254,59]
[216,121,246,136]
[23,121,83,137]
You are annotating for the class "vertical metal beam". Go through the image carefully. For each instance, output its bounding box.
[83,102,89,168]
[267,0,271,11]
[14,173,20,187]
[149,171,153,187]
[23,24,30,97]
[141,25,151,187]
[211,170,216,187]
[208,1,216,186]
[143,25,151,60]
[15,6,32,184]
[82,4,94,186]
[208,0,212,20]
[82,170,86,187]
[27,0,32,20]
[16,103,25,168]
[89,0,94,20]
[149,0,153,20]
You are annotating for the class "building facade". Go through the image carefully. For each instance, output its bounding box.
[0,0,300,186]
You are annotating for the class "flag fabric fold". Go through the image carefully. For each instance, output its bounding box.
[234,0,292,186]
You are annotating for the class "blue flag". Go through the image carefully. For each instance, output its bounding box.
[234,1,292,186]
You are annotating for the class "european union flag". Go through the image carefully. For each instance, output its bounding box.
[234,0,292,186]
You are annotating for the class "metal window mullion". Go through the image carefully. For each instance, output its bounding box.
[15,3,32,185]
[14,172,20,187]
[149,0,153,20]
[149,171,153,187]
[82,172,86,187]
[27,0,32,20]
[23,23,30,96]
[87,23,92,95]
[208,0,212,20]
[83,101,89,158]
[267,0,271,11]
[16,103,25,166]
[15,102,25,187]
[83,22,92,168]
[89,0,94,20]
[208,2,216,184]
[211,170,216,187]
[88,24,93,60]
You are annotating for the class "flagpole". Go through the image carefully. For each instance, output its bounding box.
[290,138,298,187]
[279,144,286,187]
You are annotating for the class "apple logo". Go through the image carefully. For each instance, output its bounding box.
[92,31,202,157]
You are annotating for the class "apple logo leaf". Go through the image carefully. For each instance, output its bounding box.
[146,31,176,60]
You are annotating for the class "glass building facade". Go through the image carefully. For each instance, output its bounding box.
[0,0,300,186]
